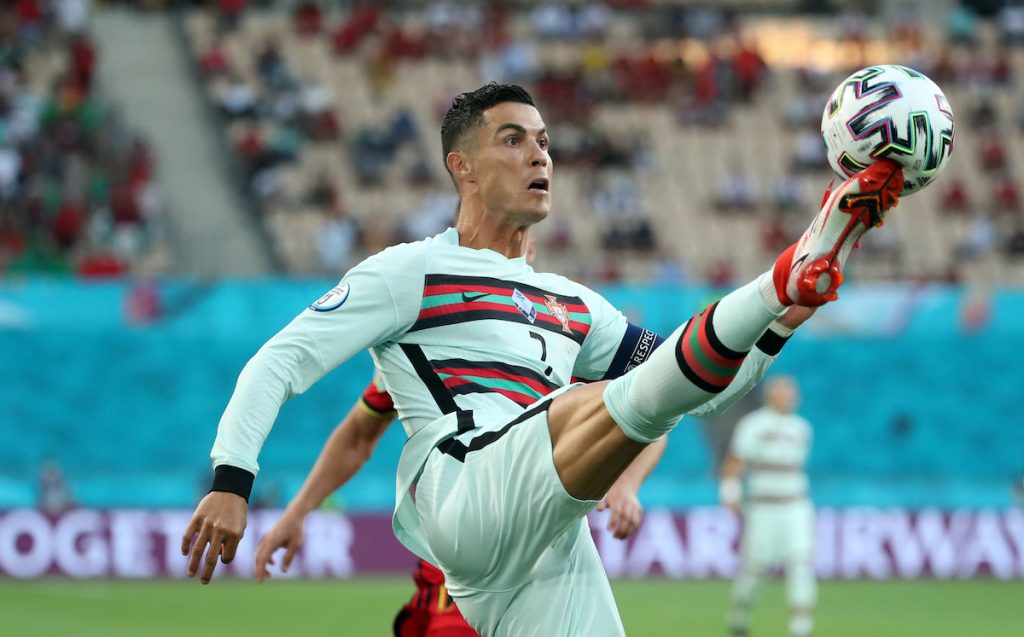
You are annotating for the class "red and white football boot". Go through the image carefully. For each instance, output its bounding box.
[773,159,904,307]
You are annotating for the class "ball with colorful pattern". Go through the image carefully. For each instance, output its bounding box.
[821,64,955,196]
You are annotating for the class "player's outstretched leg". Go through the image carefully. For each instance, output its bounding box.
[602,160,905,446]
[602,274,785,444]
[549,161,904,501]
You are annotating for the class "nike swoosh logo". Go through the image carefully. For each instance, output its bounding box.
[790,253,809,273]
[462,292,490,302]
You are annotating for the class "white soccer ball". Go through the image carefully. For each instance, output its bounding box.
[821,64,955,195]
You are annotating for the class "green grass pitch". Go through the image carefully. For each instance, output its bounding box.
[2,578,1021,636]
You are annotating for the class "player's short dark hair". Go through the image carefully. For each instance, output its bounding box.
[440,83,536,164]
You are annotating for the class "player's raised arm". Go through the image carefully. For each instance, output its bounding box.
[254,377,396,582]
[183,246,423,585]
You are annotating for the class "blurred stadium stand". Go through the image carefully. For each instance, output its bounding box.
[2,1,1024,517]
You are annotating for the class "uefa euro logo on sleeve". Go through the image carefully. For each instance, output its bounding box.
[310,282,351,312]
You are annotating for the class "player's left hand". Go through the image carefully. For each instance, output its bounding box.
[181,491,248,584]
[595,482,643,540]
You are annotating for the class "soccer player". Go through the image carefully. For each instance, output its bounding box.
[252,372,666,637]
[182,83,903,636]
[720,376,815,637]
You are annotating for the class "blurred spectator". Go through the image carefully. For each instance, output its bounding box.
[257,39,292,89]
[791,127,827,172]
[998,4,1024,46]
[992,173,1021,213]
[941,178,971,213]
[731,38,765,102]
[55,0,89,36]
[16,0,44,48]
[591,172,655,251]
[294,1,323,36]
[546,217,575,251]
[531,3,575,39]
[218,74,257,118]
[406,154,435,187]
[979,134,1007,171]
[0,145,21,198]
[200,41,231,77]
[303,105,341,141]
[772,175,802,214]
[947,3,978,45]
[578,3,612,38]
[402,191,457,241]
[761,214,791,253]
[991,50,1012,86]
[318,205,361,273]
[480,39,539,84]
[306,172,340,211]
[971,93,998,129]
[1004,223,1024,258]
[955,211,997,260]
[594,259,623,283]
[217,0,246,33]
[69,35,97,92]
[706,260,735,288]
[330,4,380,54]
[930,49,958,86]
[713,164,758,212]
[838,9,871,46]
[52,199,85,249]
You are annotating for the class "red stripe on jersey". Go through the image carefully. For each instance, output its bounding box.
[422,284,589,313]
[434,366,556,396]
[417,302,591,335]
[441,377,538,406]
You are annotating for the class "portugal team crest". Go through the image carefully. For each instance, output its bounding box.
[544,295,573,334]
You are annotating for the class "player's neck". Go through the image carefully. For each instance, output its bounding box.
[456,213,531,260]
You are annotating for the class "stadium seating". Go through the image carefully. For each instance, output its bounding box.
[183,4,1024,285]
[0,4,167,277]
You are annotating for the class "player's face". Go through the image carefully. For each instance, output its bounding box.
[767,377,799,413]
[470,102,552,224]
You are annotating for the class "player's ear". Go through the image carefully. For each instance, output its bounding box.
[446,150,472,183]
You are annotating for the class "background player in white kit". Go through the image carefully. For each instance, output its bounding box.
[720,376,815,637]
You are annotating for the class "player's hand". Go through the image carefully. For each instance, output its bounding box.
[723,501,741,515]
[595,482,644,540]
[181,491,248,584]
[778,305,817,330]
[254,511,305,583]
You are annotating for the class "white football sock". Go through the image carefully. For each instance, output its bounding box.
[604,273,784,443]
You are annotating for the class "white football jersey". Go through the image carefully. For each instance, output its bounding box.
[730,406,812,503]
[211,228,783,475]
